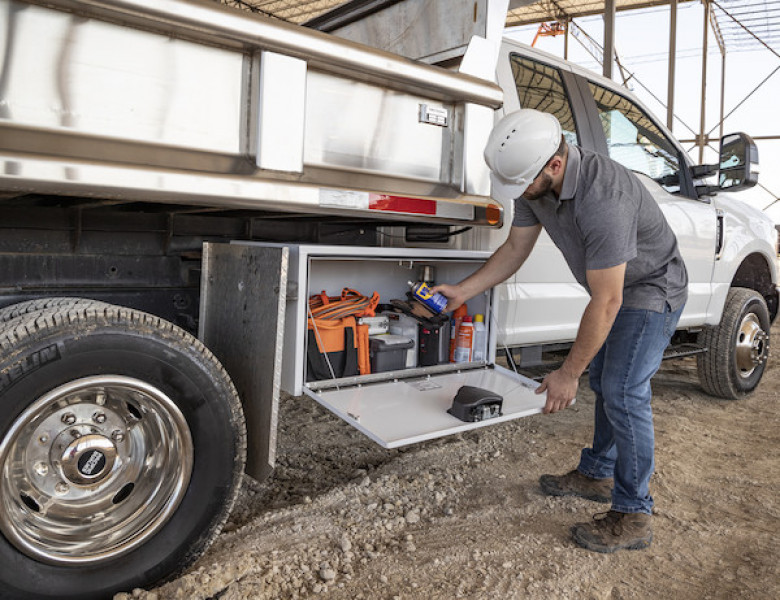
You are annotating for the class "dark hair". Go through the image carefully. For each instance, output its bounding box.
[535,135,568,179]
[552,134,567,159]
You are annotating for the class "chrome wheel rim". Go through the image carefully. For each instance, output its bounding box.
[0,376,193,565]
[735,313,769,379]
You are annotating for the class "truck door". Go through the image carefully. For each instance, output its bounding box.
[492,52,591,347]
[578,79,718,328]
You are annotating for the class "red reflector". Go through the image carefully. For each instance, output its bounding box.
[369,194,436,215]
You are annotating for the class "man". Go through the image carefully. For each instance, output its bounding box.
[433,109,688,553]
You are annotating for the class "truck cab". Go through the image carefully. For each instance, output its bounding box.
[475,39,776,399]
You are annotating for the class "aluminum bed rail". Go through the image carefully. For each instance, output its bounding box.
[0,0,504,226]
[20,0,504,108]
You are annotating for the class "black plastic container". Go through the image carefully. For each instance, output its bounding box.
[418,321,450,366]
[369,334,414,373]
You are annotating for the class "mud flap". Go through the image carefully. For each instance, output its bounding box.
[199,243,288,482]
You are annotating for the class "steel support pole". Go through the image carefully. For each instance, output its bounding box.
[699,0,710,164]
[667,0,677,131]
[564,18,569,60]
[604,0,615,80]
[719,52,726,141]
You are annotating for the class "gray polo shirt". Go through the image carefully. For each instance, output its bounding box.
[513,144,688,312]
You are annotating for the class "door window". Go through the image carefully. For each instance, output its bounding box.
[588,82,681,193]
[510,54,579,145]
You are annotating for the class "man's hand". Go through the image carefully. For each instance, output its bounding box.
[430,283,468,314]
[535,263,625,414]
[535,367,579,414]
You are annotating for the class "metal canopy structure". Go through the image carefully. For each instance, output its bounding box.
[220,0,695,24]
[710,0,780,52]
[505,0,695,25]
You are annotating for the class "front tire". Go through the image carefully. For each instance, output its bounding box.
[697,287,771,399]
[0,303,246,599]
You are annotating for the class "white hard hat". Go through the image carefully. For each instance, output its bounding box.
[484,109,563,202]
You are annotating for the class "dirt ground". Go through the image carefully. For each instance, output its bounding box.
[119,326,779,600]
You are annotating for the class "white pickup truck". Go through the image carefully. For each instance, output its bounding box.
[0,0,775,598]
[479,40,775,401]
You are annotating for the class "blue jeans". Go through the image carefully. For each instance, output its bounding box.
[577,303,683,514]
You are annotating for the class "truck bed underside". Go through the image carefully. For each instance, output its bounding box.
[0,194,392,332]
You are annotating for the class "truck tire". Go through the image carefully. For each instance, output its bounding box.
[697,287,771,399]
[0,297,109,324]
[0,303,246,600]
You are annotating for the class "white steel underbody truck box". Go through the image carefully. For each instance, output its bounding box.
[0,0,776,598]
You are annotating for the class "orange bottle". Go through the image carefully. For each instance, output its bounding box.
[453,315,474,363]
[448,305,468,362]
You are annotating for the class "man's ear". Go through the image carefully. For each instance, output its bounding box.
[547,156,565,176]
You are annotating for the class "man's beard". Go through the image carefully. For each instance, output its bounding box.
[522,172,553,201]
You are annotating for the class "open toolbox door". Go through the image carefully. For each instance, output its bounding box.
[304,364,546,448]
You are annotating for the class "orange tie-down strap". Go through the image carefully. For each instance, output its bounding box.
[308,288,380,320]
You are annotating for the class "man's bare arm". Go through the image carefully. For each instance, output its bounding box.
[537,263,626,413]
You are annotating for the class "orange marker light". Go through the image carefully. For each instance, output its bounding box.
[486,203,502,225]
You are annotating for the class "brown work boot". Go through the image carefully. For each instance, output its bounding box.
[571,510,652,553]
[539,470,612,503]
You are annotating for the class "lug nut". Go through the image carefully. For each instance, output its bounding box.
[38,434,49,445]
[92,412,107,424]
[54,481,69,495]
[34,462,49,476]
[61,413,76,425]
[70,429,81,439]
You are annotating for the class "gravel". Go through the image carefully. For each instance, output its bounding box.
[116,349,780,600]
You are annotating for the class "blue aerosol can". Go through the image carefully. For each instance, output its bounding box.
[408,281,448,314]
